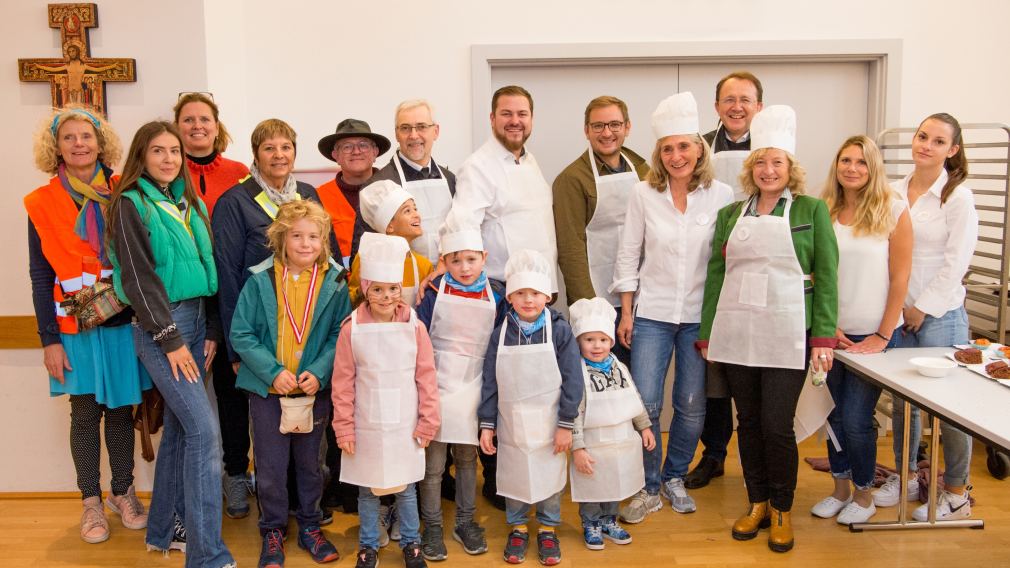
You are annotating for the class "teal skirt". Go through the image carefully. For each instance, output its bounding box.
[50,323,152,409]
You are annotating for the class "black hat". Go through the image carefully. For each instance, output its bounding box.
[317,118,391,161]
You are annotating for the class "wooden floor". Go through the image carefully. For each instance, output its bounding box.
[3,435,1009,568]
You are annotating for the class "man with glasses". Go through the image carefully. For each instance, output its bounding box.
[552,95,648,365]
[364,99,456,263]
[316,118,391,266]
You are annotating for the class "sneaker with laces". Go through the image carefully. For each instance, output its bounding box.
[80,496,110,544]
[224,473,251,519]
[105,485,148,529]
[619,489,662,523]
[354,547,378,568]
[298,524,340,563]
[452,520,488,555]
[503,528,529,564]
[536,530,561,566]
[836,501,876,525]
[258,528,285,568]
[912,488,971,521]
[421,525,447,561]
[810,495,852,518]
[377,505,391,548]
[872,474,919,507]
[170,512,186,553]
[660,478,697,513]
[582,523,604,550]
[599,516,632,545]
[403,541,427,568]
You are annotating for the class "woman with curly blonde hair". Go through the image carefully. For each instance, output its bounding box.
[24,104,150,544]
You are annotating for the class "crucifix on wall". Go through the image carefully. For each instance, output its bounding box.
[17,3,136,116]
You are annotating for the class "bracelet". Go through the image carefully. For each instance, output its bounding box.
[873,331,891,342]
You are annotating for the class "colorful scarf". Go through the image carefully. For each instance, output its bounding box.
[445,271,488,293]
[58,162,113,263]
[583,354,615,374]
[249,162,298,205]
[511,308,547,337]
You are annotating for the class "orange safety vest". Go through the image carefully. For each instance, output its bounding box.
[316,178,356,260]
[24,177,115,334]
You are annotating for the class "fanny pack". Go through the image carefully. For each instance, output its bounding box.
[279,395,315,434]
[61,279,126,330]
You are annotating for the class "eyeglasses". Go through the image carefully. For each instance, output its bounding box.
[178,91,215,102]
[588,121,625,133]
[719,97,756,107]
[396,123,435,135]
[337,141,377,154]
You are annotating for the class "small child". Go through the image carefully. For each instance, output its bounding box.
[478,249,584,566]
[349,179,433,306]
[567,297,656,550]
[229,200,351,567]
[332,232,440,568]
[415,213,508,560]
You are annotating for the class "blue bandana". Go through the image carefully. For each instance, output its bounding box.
[511,308,547,337]
[445,271,488,293]
[583,354,614,374]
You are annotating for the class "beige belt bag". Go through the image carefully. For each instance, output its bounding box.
[279,395,315,434]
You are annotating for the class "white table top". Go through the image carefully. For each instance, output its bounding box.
[834,347,1010,452]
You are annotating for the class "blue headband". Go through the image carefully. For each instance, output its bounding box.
[50,109,101,137]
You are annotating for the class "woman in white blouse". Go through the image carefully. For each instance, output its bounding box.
[812,136,911,525]
[610,92,733,523]
[873,113,978,521]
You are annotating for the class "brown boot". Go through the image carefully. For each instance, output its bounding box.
[731,501,770,541]
[768,505,794,552]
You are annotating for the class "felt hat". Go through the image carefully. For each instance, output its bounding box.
[317,118,391,160]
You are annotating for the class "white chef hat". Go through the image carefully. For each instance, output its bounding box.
[750,105,797,155]
[504,249,552,297]
[569,297,617,341]
[358,232,410,284]
[360,179,414,233]
[651,92,700,140]
[438,209,484,256]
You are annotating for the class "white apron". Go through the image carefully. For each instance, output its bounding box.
[428,276,496,444]
[495,314,567,504]
[707,196,807,370]
[584,147,640,306]
[341,309,426,490]
[500,158,559,293]
[394,158,452,263]
[570,359,646,503]
[712,150,750,202]
[400,253,421,308]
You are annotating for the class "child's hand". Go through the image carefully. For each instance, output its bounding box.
[298,371,320,395]
[338,440,355,455]
[573,448,595,475]
[272,369,298,394]
[641,428,657,451]
[479,428,497,455]
[553,428,573,455]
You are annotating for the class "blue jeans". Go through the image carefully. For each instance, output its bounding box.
[137,299,233,568]
[358,484,420,549]
[505,492,562,527]
[578,501,618,525]
[826,333,892,489]
[629,318,706,492]
[893,306,973,485]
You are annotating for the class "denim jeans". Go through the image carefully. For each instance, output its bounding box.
[505,492,562,527]
[629,318,706,492]
[137,298,233,568]
[578,501,618,525]
[420,442,477,527]
[358,484,420,549]
[826,332,892,489]
[892,306,973,485]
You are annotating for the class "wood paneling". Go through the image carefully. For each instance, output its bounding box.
[0,316,40,349]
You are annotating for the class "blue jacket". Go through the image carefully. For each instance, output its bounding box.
[415,274,508,331]
[229,256,351,398]
[478,307,584,430]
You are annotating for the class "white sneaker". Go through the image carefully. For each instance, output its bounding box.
[836,501,876,525]
[810,495,852,518]
[618,489,662,524]
[660,478,696,514]
[912,489,971,521]
[872,474,919,507]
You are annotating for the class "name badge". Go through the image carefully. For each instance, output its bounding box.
[696,213,710,226]
[736,227,751,241]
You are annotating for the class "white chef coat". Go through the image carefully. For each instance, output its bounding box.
[610,179,734,323]
[892,170,978,318]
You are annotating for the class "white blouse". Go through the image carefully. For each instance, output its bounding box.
[892,170,978,317]
[835,198,907,335]
[611,179,734,324]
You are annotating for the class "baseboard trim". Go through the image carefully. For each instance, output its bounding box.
[0,491,153,499]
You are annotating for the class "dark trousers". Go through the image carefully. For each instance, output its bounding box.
[725,362,807,512]
[212,349,250,476]
[249,392,331,535]
[698,397,734,462]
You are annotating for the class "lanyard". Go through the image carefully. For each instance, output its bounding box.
[281,263,319,345]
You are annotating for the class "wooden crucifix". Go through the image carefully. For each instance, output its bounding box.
[17,3,136,116]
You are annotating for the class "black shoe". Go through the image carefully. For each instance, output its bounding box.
[684,456,724,489]
[482,484,506,511]
[320,507,334,526]
[403,541,427,568]
[354,547,378,568]
[421,525,447,561]
[452,521,488,555]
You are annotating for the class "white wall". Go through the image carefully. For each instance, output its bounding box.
[2,0,1008,491]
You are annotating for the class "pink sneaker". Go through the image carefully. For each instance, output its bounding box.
[81,496,110,544]
[105,486,148,530]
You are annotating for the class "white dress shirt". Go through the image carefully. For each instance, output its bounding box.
[611,179,734,323]
[892,170,978,317]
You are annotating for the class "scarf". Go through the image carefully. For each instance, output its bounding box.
[445,271,488,293]
[58,162,113,263]
[583,354,615,374]
[249,162,298,205]
[511,308,547,337]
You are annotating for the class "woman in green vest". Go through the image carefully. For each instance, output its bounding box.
[107,121,235,567]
